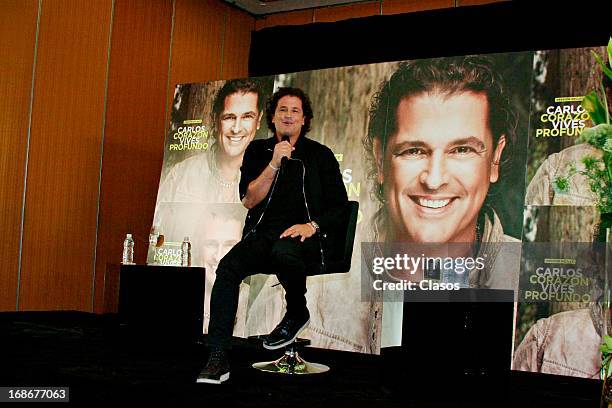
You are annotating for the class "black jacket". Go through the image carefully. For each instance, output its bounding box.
[239,136,349,271]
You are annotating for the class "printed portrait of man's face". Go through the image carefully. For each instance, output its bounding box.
[374,91,506,243]
[217,91,262,159]
[201,216,242,274]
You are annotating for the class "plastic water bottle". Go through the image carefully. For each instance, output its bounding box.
[149,226,159,247]
[181,236,191,267]
[122,233,134,265]
[147,226,159,265]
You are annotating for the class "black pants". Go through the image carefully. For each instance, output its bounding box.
[207,230,319,348]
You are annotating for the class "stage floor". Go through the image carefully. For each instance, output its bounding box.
[0,312,601,407]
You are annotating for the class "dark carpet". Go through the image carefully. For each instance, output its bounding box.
[0,312,601,407]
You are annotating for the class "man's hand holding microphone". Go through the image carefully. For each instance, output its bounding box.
[269,135,293,172]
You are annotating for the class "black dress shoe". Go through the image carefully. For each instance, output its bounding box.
[197,348,230,384]
[263,312,310,350]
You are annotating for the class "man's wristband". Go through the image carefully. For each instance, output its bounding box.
[268,162,279,171]
[309,221,320,234]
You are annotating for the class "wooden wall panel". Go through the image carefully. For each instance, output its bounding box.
[93,0,173,313]
[19,0,113,311]
[170,0,227,88]
[0,0,39,311]
[314,1,379,23]
[255,0,503,30]
[222,6,255,79]
[382,0,454,15]
[255,9,314,31]
[458,0,508,5]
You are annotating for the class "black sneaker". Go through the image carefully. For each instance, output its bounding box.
[196,348,230,384]
[263,311,310,350]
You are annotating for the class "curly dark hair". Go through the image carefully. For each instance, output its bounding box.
[364,55,518,205]
[265,87,314,138]
[211,78,263,140]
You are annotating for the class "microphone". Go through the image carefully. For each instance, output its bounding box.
[280,135,290,168]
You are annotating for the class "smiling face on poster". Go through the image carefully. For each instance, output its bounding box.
[365,56,521,246]
[375,91,506,243]
[217,92,262,160]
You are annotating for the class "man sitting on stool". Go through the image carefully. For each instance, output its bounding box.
[197,87,348,384]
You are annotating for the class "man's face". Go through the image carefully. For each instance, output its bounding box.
[201,217,241,273]
[271,95,305,140]
[374,91,506,243]
[218,92,262,158]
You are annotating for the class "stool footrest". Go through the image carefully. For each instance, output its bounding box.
[247,335,311,348]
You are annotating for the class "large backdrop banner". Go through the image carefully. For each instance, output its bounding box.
[149,46,610,378]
